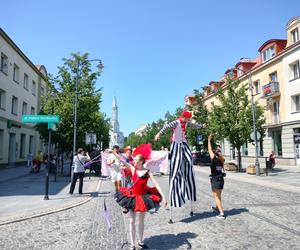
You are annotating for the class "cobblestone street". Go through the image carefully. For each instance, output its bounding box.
[1,168,300,250]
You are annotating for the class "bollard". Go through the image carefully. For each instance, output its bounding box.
[265,157,269,176]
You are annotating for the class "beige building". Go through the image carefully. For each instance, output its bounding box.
[188,16,300,167]
[0,28,48,167]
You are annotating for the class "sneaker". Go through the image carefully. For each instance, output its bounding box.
[211,206,219,213]
[216,214,226,220]
[138,242,149,249]
[122,208,129,214]
[130,246,136,250]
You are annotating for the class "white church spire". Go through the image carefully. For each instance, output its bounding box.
[109,96,124,148]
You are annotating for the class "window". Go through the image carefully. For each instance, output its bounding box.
[291,61,300,80]
[11,96,18,115]
[20,134,26,158]
[30,106,35,115]
[259,138,264,156]
[32,80,36,96]
[295,95,300,112]
[242,142,248,156]
[23,74,29,90]
[0,130,3,159]
[269,71,278,82]
[41,86,45,96]
[237,68,244,77]
[272,130,282,156]
[292,28,299,44]
[22,102,28,114]
[263,46,275,62]
[253,80,261,94]
[13,64,20,83]
[0,89,6,110]
[0,53,8,75]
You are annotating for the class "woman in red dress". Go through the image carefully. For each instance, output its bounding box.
[107,144,167,250]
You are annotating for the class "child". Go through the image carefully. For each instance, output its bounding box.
[106,144,167,250]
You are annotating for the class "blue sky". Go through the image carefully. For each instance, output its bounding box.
[1,1,299,136]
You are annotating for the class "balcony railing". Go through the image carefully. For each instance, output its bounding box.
[262,81,280,98]
[266,113,281,125]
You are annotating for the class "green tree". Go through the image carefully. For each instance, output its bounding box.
[37,53,110,152]
[208,78,266,171]
[186,90,209,151]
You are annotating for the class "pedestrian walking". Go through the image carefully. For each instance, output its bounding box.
[154,110,204,220]
[26,153,33,168]
[107,145,122,192]
[106,144,167,250]
[269,151,276,170]
[208,134,226,219]
[69,148,90,195]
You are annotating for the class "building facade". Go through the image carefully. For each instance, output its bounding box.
[0,28,48,167]
[109,97,124,148]
[187,16,300,167]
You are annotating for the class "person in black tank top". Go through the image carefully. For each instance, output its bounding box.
[208,135,226,219]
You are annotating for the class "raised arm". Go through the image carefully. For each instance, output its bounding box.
[154,120,178,141]
[105,149,135,172]
[208,134,215,160]
[149,172,167,207]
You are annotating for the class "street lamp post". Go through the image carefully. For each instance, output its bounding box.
[234,68,260,176]
[247,70,260,176]
[71,58,104,176]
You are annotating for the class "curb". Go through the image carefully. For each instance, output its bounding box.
[0,178,102,226]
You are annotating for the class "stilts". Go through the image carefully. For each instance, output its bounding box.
[168,205,173,224]
[190,200,194,216]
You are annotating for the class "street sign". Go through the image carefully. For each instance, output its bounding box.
[85,133,97,145]
[48,123,57,130]
[22,115,60,123]
[250,131,261,141]
[196,134,203,145]
[294,134,300,144]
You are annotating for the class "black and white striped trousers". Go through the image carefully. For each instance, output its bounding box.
[169,141,196,207]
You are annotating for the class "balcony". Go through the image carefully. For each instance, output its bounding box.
[262,81,280,98]
[266,113,281,126]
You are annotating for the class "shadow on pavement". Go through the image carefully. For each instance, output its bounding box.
[0,168,71,196]
[180,208,249,223]
[145,232,197,250]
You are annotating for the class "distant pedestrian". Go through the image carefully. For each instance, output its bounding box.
[69,148,90,195]
[208,134,226,219]
[27,153,33,168]
[269,151,276,170]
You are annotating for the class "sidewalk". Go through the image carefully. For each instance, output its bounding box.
[195,164,300,193]
[0,162,101,225]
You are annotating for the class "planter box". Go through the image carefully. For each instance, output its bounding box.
[224,162,238,171]
[247,165,266,175]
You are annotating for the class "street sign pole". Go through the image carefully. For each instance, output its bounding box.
[44,128,52,200]
[22,114,60,200]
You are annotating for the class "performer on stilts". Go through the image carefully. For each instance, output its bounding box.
[155,110,205,222]
[106,144,167,250]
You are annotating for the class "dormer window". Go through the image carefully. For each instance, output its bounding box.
[291,28,299,44]
[237,68,243,77]
[262,46,275,62]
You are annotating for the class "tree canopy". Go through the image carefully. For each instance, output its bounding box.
[37,53,110,153]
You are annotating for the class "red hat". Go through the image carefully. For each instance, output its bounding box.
[132,144,152,160]
[182,111,192,119]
